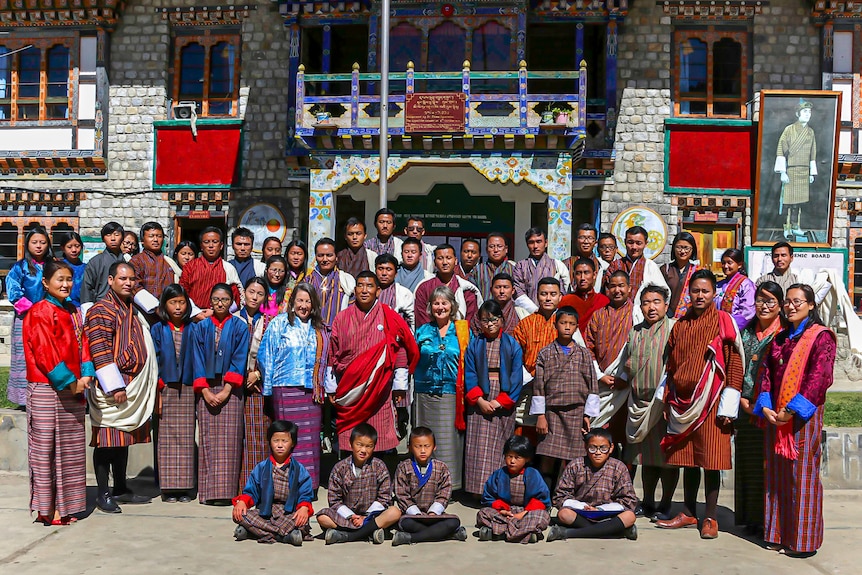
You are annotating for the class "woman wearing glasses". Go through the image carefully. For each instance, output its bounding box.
[755,283,836,558]
[715,248,756,330]
[191,283,251,505]
[734,280,783,535]
[413,286,471,491]
[463,300,524,498]
[660,232,700,318]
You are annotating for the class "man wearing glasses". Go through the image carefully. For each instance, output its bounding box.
[403,216,437,274]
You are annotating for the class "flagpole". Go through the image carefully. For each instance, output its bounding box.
[379,0,390,210]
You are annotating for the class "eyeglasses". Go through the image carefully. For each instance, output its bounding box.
[268,269,286,276]
[755,299,779,309]
[211,296,232,304]
[479,317,501,325]
[674,245,693,253]
[783,299,808,309]
[597,245,616,251]
[587,445,611,454]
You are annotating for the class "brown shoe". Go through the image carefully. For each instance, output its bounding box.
[655,512,697,529]
[700,517,718,539]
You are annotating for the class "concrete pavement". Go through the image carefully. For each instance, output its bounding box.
[0,473,859,575]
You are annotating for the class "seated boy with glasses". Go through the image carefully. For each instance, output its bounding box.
[547,428,639,542]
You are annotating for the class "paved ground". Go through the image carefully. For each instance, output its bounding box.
[0,474,859,575]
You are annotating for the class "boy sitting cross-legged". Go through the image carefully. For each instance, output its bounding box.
[232,420,314,545]
[547,428,639,542]
[476,435,551,544]
[316,423,402,544]
[392,426,466,546]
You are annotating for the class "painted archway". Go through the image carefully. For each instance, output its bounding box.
[309,154,574,259]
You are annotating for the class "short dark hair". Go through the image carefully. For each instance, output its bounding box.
[108,261,134,278]
[478,299,503,318]
[315,237,336,252]
[42,259,73,284]
[609,270,631,285]
[355,270,381,287]
[598,232,617,244]
[771,241,794,256]
[524,227,546,242]
[284,240,308,270]
[461,238,480,248]
[433,243,456,256]
[537,276,561,290]
[671,231,698,262]
[572,257,596,272]
[626,226,648,240]
[157,283,192,325]
[199,226,223,243]
[344,217,366,233]
[487,232,508,245]
[409,426,436,446]
[576,223,598,236]
[59,231,83,249]
[173,241,198,261]
[503,434,535,460]
[402,237,422,249]
[556,305,579,322]
[210,282,233,299]
[140,221,164,237]
[690,269,717,289]
[583,427,613,445]
[756,281,784,307]
[491,272,514,286]
[641,284,670,303]
[350,423,378,445]
[375,253,399,269]
[267,420,299,446]
[101,222,124,239]
[374,208,396,224]
[231,227,254,242]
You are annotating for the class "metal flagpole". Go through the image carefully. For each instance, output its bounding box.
[379,0,390,209]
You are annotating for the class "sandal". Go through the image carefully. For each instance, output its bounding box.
[51,516,78,526]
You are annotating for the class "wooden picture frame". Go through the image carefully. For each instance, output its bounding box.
[752,90,841,247]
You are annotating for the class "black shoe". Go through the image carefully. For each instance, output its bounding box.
[178,495,192,503]
[114,491,152,504]
[634,504,645,518]
[234,525,249,541]
[96,492,122,514]
[162,494,178,503]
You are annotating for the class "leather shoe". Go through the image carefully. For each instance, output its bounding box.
[114,491,152,504]
[96,492,122,514]
[700,518,718,539]
[655,512,697,529]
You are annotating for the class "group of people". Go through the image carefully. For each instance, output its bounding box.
[8,210,835,557]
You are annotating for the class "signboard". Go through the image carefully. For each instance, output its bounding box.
[745,247,848,288]
[611,206,668,260]
[405,93,466,133]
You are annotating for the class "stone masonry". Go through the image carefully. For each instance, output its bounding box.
[7,0,303,240]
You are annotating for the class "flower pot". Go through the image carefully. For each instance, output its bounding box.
[555,112,570,124]
[540,111,555,124]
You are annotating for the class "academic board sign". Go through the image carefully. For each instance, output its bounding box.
[745,247,848,288]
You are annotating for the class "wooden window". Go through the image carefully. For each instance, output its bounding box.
[172,32,241,117]
[831,30,856,153]
[674,27,749,118]
[0,38,75,124]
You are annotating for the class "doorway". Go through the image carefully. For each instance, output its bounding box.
[175,214,228,257]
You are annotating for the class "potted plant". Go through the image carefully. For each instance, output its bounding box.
[551,104,572,125]
[540,109,556,124]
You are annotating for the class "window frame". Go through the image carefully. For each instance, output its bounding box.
[673,25,750,119]
[0,36,77,125]
[171,30,242,118]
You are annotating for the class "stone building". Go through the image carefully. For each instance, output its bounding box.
[0,0,859,305]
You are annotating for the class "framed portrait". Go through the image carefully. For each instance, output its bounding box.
[753,90,841,247]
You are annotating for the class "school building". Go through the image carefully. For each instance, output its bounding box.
[0,0,860,306]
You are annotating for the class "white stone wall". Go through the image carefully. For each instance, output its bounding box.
[604,88,676,264]
[5,0,303,239]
